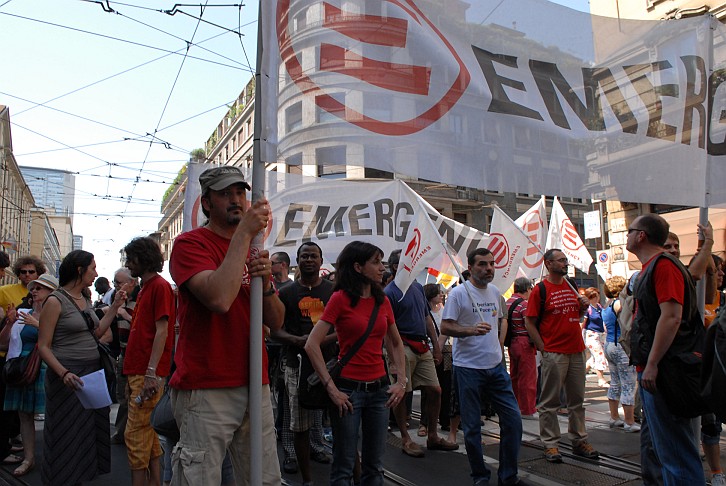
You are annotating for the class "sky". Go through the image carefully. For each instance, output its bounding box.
[0,0,590,286]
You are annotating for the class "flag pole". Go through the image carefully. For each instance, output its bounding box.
[248,1,265,483]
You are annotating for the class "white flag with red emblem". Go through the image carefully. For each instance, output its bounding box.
[546,197,593,273]
[514,196,548,280]
[487,207,530,292]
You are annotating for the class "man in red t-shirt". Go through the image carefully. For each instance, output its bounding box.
[524,249,598,463]
[627,213,705,484]
[122,236,175,486]
[169,166,284,486]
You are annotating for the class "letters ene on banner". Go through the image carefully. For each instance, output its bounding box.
[471,46,724,151]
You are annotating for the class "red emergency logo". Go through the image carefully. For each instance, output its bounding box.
[522,211,544,269]
[560,220,584,251]
[401,228,422,273]
[276,0,470,136]
[487,233,509,270]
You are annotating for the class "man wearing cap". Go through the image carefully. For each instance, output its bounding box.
[169,165,284,486]
[0,255,46,312]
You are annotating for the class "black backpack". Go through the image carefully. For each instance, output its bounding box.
[503,297,525,347]
[701,312,726,422]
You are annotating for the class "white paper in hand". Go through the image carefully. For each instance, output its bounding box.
[75,369,112,409]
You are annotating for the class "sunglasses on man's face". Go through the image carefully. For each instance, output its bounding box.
[19,269,37,275]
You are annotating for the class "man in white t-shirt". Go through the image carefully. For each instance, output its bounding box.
[441,248,528,486]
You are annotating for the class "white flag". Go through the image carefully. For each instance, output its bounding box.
[487,207,529,293]
[546,197,593,274]
[515,196,548,280]
[394,196,461,295]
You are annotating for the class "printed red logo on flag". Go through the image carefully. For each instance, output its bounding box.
[560,220,584,251]
[402,228,422,273]
[487,233,509,270]
[276,0,470,136]
[522,211,545,269]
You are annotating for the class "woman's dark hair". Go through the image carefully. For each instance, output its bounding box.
[124,237,164,274]
[424,283,441,302]
[58,250,95,287]
[334,241,385,307]
[18,292,33,310]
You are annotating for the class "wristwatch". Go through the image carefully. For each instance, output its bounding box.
[263,283,276,296]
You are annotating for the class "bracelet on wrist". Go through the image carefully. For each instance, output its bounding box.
[62,370,71,379]
[397,381,406,389]
[263,283,276,297]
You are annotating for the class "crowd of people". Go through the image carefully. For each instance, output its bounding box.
[0,165,724,486]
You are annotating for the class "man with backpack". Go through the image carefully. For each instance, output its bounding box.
[524,249,599,464]
[504,277,537,419]
[627,213,706,484]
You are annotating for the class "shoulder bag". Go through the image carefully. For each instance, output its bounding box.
[2,344,41,387]
[299,302,381,410]
[57,289,117,396]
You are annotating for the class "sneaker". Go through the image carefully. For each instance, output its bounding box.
[522,412,539,420]
[608,418,624,428]
[572,441,600,459]
[282,456,298,474]
[310,450,332,464]
[544,447,563,463]
[712,473,726,486]
[623,423,641,433]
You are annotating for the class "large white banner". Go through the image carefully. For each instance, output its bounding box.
[264,179,487,273]
[261,0,726,207]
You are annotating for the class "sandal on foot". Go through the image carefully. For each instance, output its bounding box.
[13,460,33,476]
[1,454,23,465]
[417,425,428,437]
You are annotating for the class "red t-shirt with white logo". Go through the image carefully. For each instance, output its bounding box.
[320,291,394,382]
[169,227,268,389]
[525,279,586,354]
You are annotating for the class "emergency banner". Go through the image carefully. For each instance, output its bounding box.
[261,0,726,208]
[264,179,526,292]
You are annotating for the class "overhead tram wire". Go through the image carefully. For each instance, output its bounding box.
[121,0,208,218]
[0,12,249,73]
[236,4,252,71]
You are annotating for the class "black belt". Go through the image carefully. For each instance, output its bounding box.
[336,376,390,393]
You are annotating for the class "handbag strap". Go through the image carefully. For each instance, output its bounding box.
[56,288,101,345]
[337,302,380,368]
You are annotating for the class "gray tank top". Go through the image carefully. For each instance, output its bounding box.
[50,290,99,363]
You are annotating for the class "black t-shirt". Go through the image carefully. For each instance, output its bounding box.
[279,279,336,364]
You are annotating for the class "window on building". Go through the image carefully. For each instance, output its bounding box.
[286,102,303,133]
[316,145,346,179]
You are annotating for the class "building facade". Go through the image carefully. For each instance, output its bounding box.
[20,166,75,222]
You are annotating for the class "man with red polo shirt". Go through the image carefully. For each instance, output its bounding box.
[169,166,284,486]
[122,236,175,486]
[524,249,599,463]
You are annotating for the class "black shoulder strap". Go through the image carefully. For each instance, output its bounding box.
[56,288,100,344]
[338,302,380,367]
[536,281,546,328]
[507,298,525,322]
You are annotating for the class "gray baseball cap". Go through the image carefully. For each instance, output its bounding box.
[199,166,251,194]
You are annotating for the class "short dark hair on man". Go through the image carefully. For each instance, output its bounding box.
[543,249,562,261]
[667,232,679,243]
[272,251,290,266]
[388,249,401,267]
[424,283,441,301]
[514,277,532,294]
[467,247,492,266]
[639,214,670,247]
[296,242,322,260]
[124,237,164,274]
[12,255,46,277]
[0,252,9,269]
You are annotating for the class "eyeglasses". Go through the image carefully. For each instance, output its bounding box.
[548,258,568,264]
[19,269,37,275]
[628,227,648,236]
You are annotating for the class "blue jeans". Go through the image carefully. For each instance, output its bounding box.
[456,364,522,485]
[638,373,703,486]
[329,384,389,486]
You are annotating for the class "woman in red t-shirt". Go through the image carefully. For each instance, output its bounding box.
[305,241,406,485]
